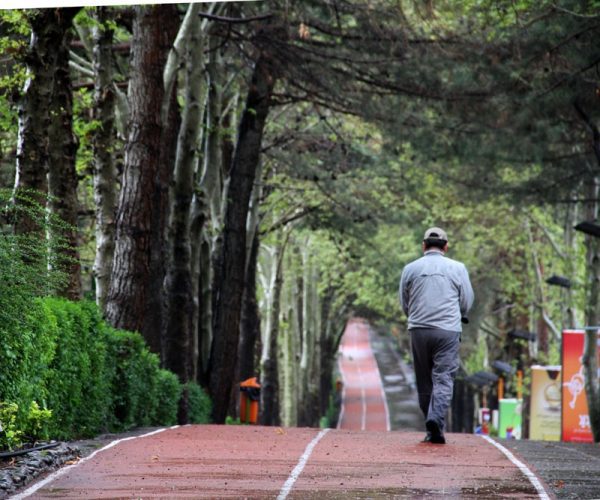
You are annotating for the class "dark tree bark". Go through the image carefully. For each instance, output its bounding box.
[238,232,261,381]
[209,55,277,423]
[13,8,79,236]
[144,4,181,358]
[163,9,206,413]
[47,10,82,300]
[105,5,177,341]
[92,7,117,311]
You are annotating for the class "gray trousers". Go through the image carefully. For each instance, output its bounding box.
[410,328,460,432]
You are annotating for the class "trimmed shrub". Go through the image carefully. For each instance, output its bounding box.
[186,382,212,424]
[42,298,111,439]
[1,297,195,447]
[153,370,183,426]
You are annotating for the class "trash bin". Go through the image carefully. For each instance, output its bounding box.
[240,377,261,424]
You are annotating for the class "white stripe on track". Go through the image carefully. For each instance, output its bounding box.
[479,435,550,500]
[336,355,347,429]
[10,425,179,500]
[277,428,330,500]
[368,325,391,431]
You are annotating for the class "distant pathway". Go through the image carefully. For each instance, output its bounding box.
[337,319,390,431]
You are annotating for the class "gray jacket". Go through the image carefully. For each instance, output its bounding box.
[399,249,474,332]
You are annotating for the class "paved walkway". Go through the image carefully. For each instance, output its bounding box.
[10,319,562,499]
[337,319,390,431]
[15,425,546,499]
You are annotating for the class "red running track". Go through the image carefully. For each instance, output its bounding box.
[337,318,390,431]
[15,425,548,499]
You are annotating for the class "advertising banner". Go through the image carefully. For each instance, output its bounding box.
[561,329,600,443]
[529,365,561,441]
[498,398,522,439]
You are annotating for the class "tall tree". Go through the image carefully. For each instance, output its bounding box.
[46,9,81,300]
[91,7,117,310]
[13,8,79,236]
[209,49,279,423]
[105,5,177,347]
[163,3,206,408]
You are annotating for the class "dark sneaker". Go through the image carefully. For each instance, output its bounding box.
[422,433,432,443]
[426,420,446,444]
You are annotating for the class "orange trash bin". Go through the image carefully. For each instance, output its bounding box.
[240,377,261,424]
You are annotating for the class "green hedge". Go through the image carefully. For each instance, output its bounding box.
[0,297,211,446]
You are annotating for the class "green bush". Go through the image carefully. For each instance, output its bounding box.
[104,328,162,430]
[1,296,194,448]
[153,370,183,426]
[186,382,212,424]
[42,298,111,439]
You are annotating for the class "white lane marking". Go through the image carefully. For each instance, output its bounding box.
[480,435,550,500]
[358,362,366,430]
[368,325,391,431]
[11,426,179,499]
[354,325,367,431]
[277,428,330,500]
[336,355,347,429]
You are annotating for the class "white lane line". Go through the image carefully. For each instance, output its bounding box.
[358,362,366,430]
[11,426,179,500]
[368,325,391,431]
[354,325,367,431]
[479,435,550,500]
[336,355,347,429]
[277,428,330,500]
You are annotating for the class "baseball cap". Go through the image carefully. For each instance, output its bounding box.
[423,227,448,242]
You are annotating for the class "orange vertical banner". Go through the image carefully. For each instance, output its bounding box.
[561,330,599,443]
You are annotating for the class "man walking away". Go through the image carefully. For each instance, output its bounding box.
[399,227,474,444]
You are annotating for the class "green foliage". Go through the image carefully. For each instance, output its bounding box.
[185,382,212,425]
[104,328,182,430]
[42,298,111,439]
[23,401,52,443]
[152,370,182,427]
[0,297,188,449]
[0,402,23,451]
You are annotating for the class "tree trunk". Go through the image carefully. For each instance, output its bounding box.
[105,5,175,338]
[163,6,205,409]
[92,7,117,311]
[239,232,261,381]
[208,55,276,423]
[14,8,79,236]
[281,246,301,427]
[583,174,600,442]
[46,10,81,300]
[259,239,285,426]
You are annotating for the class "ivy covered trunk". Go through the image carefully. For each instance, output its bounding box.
[46,9,82,300]
[14,8,79,236]
[91,7,117,311]
[208,55,276,423]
